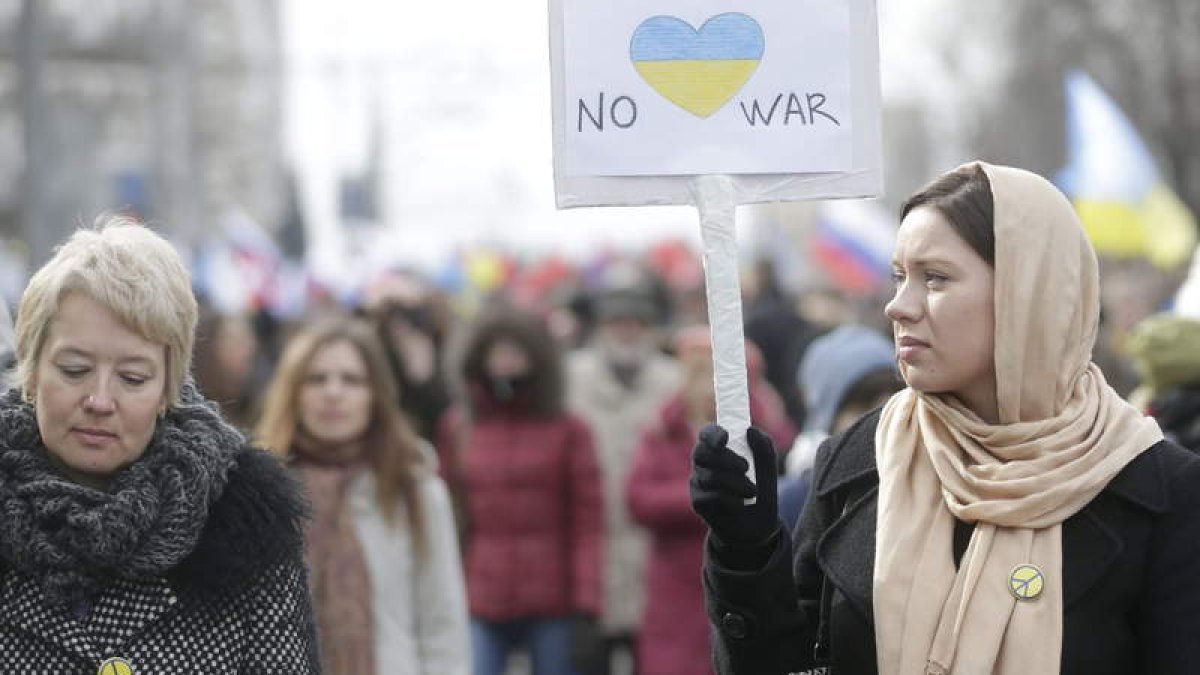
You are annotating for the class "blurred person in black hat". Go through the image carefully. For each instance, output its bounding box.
[742,258,824,430]
[566,261,682,674]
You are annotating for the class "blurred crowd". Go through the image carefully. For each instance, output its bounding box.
[222,238,1200,672]
[3,233,1199,675]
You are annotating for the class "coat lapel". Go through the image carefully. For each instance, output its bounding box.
[1103,442,1169,513]
[1060,508,1122,608]
[0,570,182,662]
[0,571,98,662]
[815,485,878,623]
[1061,443,1169,608]
[86,578,180,654]
[812,409,881,623]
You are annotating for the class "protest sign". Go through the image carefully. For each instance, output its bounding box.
[550,0,882,481]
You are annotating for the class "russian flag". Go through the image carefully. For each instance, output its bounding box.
[192,210,285,315]
[1056,70,1196,270]
[810,199,896,296]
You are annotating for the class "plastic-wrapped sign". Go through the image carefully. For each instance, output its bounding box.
[548,0,881,485]
[550,0,882,207]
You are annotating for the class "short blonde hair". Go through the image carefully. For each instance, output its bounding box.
[14,215,198,407]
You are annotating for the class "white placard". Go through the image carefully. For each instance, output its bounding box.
[550,0,881,207]
[563,2,851,177]
[548,0,881,489]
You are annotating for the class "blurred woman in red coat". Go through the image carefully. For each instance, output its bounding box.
[437,304,605,675]
[625,326,793,675]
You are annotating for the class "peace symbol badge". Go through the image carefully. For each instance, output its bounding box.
[1008,564,1045,601]
[97,657,134,675]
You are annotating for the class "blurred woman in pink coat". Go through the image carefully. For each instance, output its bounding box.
[626,327,792,675]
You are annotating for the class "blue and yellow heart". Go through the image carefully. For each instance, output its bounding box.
[630,13,764,118]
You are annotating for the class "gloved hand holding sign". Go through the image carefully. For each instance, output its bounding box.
[690,424,780,548]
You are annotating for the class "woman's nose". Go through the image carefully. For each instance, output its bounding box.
[321,378,347,398]
[884,281,921,324]
[83,386,116,414]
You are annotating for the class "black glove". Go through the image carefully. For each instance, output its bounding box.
[569,613,606,675]
[690,424,780,548]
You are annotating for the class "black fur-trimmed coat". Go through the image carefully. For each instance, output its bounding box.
[704,408,1200,675]
[0,447,321,674]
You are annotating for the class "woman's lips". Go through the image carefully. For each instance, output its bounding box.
[73,428,117,445]
[896,336,930,361]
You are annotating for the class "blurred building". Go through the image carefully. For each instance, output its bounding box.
[0,0,286,269]
[3,0,1195,303]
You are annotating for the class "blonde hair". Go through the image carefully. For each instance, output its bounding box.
[14,215,197,407]
[256,317,429,551]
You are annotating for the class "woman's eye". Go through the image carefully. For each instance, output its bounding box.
[58,366,88,379]
[890,270,905,285]
[121,374,148,386]
[925,272,948,286]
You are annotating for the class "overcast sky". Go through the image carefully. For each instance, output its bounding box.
[279,0,956,277]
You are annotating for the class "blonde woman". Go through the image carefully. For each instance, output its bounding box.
[0,217,318,672]
[258,317,469,675]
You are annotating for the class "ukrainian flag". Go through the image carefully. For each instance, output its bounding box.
[1057,70,1196,270]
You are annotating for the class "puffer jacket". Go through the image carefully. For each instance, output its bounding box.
[438,397,604,620]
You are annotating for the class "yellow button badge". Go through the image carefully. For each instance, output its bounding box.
[97,657,134,675]
[1008,564,1045,601]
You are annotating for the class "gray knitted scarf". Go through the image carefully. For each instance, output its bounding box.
[0,382,240,610]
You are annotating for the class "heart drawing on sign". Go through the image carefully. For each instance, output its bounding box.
[629,13,764,118]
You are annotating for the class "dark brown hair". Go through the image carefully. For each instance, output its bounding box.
[459,304,564,417]
[192,309,259,429]
[256,317,428,555]
[901,163,995,266]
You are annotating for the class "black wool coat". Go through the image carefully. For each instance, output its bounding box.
[0,447,321,674]
[704,408,1200,675]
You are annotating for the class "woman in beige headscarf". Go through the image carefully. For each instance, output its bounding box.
[690,162,1200,674]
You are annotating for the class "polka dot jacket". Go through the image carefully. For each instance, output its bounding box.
[0,448,321,674]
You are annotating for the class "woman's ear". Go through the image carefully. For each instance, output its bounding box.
[22,370,38,406]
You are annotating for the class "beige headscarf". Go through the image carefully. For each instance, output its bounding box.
[872,163,1163,675]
